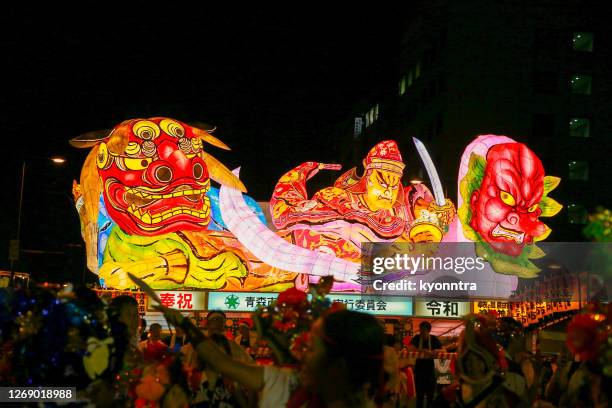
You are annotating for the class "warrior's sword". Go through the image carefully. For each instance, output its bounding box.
[412,137,446,206]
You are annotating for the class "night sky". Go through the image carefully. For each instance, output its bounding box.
[0,5,406,281]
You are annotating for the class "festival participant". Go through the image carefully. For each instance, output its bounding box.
[394,337,418,404]
[160,307,385,408]
[166,326,188,353]
[204,311,251,361]
[108,295,140,349]
[408,321,443,408]
[437,313,537,408]
[235,321,258,349]
[102,294,146,406]
[138,323,166,352]
[382,345,409,408]
[434,358,453,399]
[197,310,254,407]
[497,317,540,404]
[139,317,148,341]
[271,140,455,291]
[536,306,612,408]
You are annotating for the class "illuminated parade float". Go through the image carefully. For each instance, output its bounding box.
[71,117,568,337]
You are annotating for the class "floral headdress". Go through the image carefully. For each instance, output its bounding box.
[254,276,345,365]
[0,284,202,407]
[566,302,612,375]
[0,285,117,389]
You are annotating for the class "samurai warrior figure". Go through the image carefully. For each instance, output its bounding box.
[269,140,456,290]
[440,314,534,408]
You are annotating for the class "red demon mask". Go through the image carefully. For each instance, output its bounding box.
[97,118,213,235]
[470,143,548,256]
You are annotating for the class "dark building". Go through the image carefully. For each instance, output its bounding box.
[352,0,612,241]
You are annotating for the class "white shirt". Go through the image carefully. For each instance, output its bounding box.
[259,366,300,408]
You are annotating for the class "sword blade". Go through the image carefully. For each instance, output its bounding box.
[412,137,446,206]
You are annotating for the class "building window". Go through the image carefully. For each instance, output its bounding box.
[399,76,406,96]
[533,70,558,94]
[570,74,592,94]
[569,118,590,138]
[568,160,589,180]
[572,32,593,52]
[365,104,380,128]
[353,117,364,138]
[567,204,587,224]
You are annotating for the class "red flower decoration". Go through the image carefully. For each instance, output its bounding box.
[161,355,176,368]
[190,370,202,392]
[566,313,604,362]
[142,340,170,362]
[135,398,154,408]
[278,288,307,307]
[135,375,166,403]
[324,301,346,316]
[272,319,297,332]
[290,332,311,361]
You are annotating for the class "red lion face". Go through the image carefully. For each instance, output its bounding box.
[470,143,548,256]
[98,118,212,236]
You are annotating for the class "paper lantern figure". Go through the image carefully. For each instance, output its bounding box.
[219,169,361,285]
[219,140,456,292]
[71,117,299,290]
[456,135,561,271]
[430,135,563,297]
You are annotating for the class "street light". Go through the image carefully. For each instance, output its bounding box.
[9,156,66,287]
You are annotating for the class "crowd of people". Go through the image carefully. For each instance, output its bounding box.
[0,283,611,407]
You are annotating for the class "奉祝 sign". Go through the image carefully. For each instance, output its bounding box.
[149,291,206,311]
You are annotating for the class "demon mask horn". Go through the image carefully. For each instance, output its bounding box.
[190,124,247,193]
[69,129,111,149]
[69,119,135,151]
